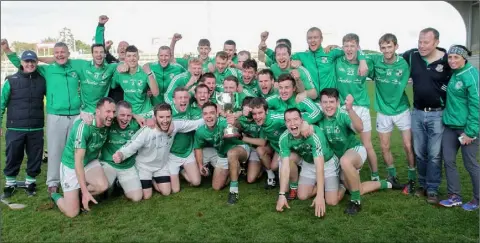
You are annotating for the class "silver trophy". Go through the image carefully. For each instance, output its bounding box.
[216,92,240,138]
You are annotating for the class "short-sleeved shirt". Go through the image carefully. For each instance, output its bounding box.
[61,118,109,169]
[193,117,244,158]
[317,109,361,157]
[335,57,374,108]
[170,105,196,158]
[267,95,323,124]
[259,111,287,153]
[111,67,152,115]
[270,64,316,95]
[279,125,334,163]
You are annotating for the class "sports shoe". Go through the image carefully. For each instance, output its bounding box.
[462,199,479,211]
[2,186,16,199]
[344,200,362,215]
[387,176,405,190]
[402,180,416,196]
[371,175,380,181]
[439,194,462,207]
[264,178,276,190]
[26,183,37,197]
[227,192,238,205]
[287,188,297,200]
[426,192,439,204]
[415,186,427,197]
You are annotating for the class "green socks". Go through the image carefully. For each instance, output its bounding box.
[387,166,397,177]
[229,181,239,193]
[25,176,36,185]
[51,193,63,203]
[408,167,417,181]
[5,176,16,187]
[350,190,361,204]
[289,182,298,190]
[379,180,392,190]
[371,172,379,181]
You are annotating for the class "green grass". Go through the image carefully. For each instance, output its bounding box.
[1,82,479,243]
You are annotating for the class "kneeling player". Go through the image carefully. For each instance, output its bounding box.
[193,102,250,205]
[99,101,142,202]
[276,108,340,217]
[318,89,393,216]
[113,103,204,200]
[51,98,115,217]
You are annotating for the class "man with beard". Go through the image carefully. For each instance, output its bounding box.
[268,74,323,125]
[98,101,142,202]
[276,108,340,217]
[2,40,84,197]
[169,34,214,73]
[212,51,242,92]
[257,69,279,102]
[164,58,203,105]
[147,46,186,106]
[291,27,369,96]
[193,102,249,205]
[168,87,202,193]
[271,44,317,101]
[112,45,159,126]
[334,33,382,184]
[113,103,204,200]
[50,97,115,218]
[239,59,260,97]
[317,89,393,216]
[94,15,129,102]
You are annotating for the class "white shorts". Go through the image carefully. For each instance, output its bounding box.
[341,105,371,132]
[339,145,367,180]
[298,155,340,192]
[247,146,260,162]
[60,159,102,192]
[100,162,142,193]
[168,152,196,175]
[136,164,170,181]
[202,147,225,169]
[216,144,251,169]
[376,109,411,133]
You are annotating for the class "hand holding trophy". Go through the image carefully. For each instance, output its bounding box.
[216,92,241,138]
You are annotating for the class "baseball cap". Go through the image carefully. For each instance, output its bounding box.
[21,50,38,61]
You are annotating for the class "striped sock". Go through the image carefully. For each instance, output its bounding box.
[25,176,36,186]
[5,176,16,187]
[289,182,298,190]
[408,167,417,180]
[51,192,63,204]
[229,181,238,193]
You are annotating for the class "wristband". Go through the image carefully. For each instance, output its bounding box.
[279,192,286,196]
[148,72,153,76]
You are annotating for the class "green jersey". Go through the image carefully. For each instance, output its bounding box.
[335,57,374,108]
[238,115,261,138]
[164,71,195,105]
[240,79,260,97]
[260,88,279,102]
[189,102,203,120]
[99,120,140,169]
[293,47,365,94]
[170,105,196,158]
[148,62,186,105]
[267,95,323,124]
[260,111,287,153]
[264,48,300,68]
[61,118,109,169]
[367,54,411,115]
[270,64,316,97]
[193,117,244,158]
[317,109,361,157]
[279,125,334,163]
[111,67,153,115]
[214,67,242,92]
[78,60,119,113]
[443,63,479,138]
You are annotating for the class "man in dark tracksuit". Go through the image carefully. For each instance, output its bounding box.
[1,50,46,198]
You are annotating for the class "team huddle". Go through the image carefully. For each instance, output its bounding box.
[1,15,479,218]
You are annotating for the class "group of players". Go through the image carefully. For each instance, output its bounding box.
[2,15,478,218]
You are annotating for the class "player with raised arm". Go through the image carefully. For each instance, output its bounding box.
[318,88,394,216]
